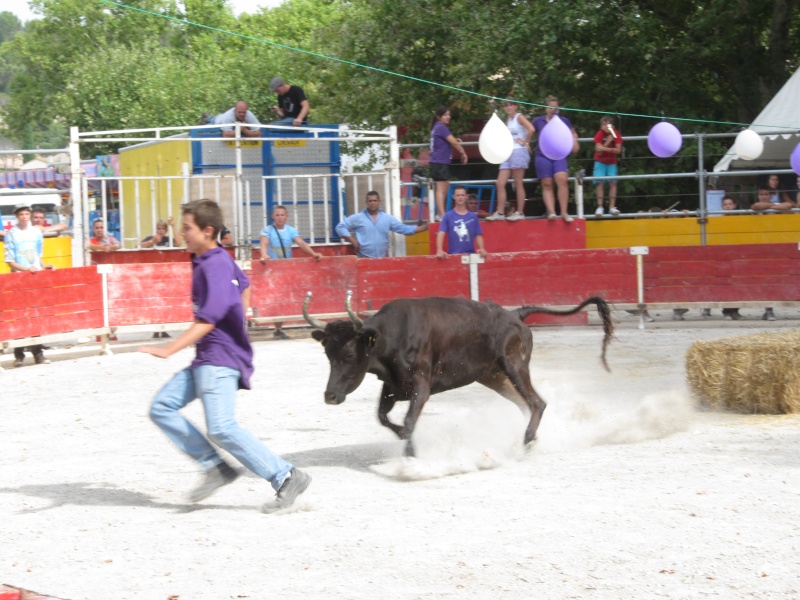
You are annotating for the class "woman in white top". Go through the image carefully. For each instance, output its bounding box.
[488,100,535,221]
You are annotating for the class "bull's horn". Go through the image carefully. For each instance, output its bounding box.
[302,291,328,329]
[345,290,364,330]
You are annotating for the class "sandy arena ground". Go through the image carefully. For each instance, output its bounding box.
[2,308,800,599]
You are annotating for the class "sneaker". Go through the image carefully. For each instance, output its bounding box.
[723,308,742,320]
[701,308,711,318]
[34,354,50,365]
[643,310,655,323]
[506,211,524,222]
[609,207,621,216]
[763,309,776,321]
[547,213,558,220]
[161,332,171,339]
[274,329,290,340]
[262,468,311,514]
[14,359,24,368]
[672,308,689,321]
[594,206,604,216]
[485,212,505,221]
[189,461,239,503]
[152,332,161,339]
[562,214,574,223]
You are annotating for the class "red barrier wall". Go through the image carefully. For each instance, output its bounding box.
[643,244,800,303]
[355,255,471,312]
[0,267,104,339]
[249,256,359,319]
[478,248,638,324]
[106,263,193,325]
[6,244,800,344]
[430,218,587,253]
[91,249,192,264]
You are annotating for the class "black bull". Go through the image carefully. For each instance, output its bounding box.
[304,293,613,454]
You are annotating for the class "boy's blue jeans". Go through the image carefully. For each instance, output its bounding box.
[150,366,292,491]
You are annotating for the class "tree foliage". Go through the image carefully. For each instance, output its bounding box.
[1,0,798,178]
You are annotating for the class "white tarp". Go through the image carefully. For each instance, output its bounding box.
[714,68,800,172]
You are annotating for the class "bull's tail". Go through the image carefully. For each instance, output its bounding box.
[516,297,614,372]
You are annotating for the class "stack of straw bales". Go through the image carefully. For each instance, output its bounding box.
[686,330,800,414]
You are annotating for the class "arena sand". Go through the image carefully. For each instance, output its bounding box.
[2,315,800,599]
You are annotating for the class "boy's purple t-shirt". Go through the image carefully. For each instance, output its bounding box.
[429,121,453,164]
[533,114,573,158]
[190,246,254,389]
[440,209,483,254]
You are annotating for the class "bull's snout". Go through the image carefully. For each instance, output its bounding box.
[324,391,346,405]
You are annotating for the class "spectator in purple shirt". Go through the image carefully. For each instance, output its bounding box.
[436,185,488,257]
[430,107,468,220]
[532,95,579,222]
[140,199,311,514]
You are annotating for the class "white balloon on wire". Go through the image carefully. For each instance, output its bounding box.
[733,129,764,161]
[478,113,514,164]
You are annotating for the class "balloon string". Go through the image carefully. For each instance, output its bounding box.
[98,0,799,131]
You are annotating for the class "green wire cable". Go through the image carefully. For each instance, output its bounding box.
[100,0,799,132]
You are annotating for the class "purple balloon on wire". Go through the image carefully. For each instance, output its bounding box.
[647,122,682,158]
[539,115,573,160]
[790,142,800,175]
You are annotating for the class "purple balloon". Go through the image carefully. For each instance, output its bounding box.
[647,122,682,158]
[539,115,573,161]
[791,142,800,175]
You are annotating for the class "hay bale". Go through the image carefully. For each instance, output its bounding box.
[686,330,800,414]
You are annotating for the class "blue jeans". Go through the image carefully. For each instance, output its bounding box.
[150,366,292,491]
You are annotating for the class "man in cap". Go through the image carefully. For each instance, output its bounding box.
[211,101,261,139]
[269,77,310,127]
[4,203,54,367]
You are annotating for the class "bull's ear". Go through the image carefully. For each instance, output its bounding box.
[361,327,379,348]
[311,330,327,345]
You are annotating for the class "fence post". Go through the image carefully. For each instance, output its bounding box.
[69,126,85,267]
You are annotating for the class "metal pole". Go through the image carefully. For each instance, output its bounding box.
[697,133,707,246]
[69,127,85,267]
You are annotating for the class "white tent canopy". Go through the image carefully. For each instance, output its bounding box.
[714,68,800,172]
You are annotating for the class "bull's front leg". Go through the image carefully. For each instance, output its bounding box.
[377,384,403,439]
[400,380,431,457]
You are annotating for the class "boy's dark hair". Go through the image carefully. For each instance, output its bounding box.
[757,185,772,193]
[467,193,479,202]
[273,204,288,214]
[32,206,46,215]
[452,184,467,193]
[182,199,222,237]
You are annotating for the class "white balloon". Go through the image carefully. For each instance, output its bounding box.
[479,113,514,164]
[734,129,764,161]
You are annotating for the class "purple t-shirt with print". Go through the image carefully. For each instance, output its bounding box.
[440,209,483,254]
[190,246,253,389]
[430,121,453,164]
[533,114,573,158]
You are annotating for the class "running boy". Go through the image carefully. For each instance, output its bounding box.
[140,199,310,513]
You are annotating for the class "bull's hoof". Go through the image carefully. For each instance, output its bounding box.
[403,441,416,457]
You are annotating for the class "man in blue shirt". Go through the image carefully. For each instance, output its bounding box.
[335,191,428,258]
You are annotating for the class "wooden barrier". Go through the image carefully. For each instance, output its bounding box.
[586,213,800,249]
[0,266,104,341]
[249,256,359,322]
[5,244,800,356]
[106,263,193,326]
[643,244,800,303]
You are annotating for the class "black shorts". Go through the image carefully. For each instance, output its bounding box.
[430,162,450,182]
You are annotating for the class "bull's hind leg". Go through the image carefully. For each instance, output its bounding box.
[504,366,546,445]
[377,384,404,439]
[481,366,547,445]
